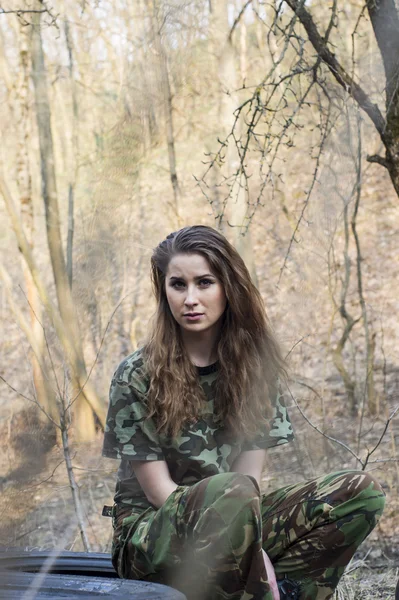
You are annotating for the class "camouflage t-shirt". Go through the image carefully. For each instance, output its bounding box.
[102,348,294,511]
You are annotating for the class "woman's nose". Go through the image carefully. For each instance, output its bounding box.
[184,286,198,306]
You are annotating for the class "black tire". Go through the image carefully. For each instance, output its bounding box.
[0,549,186,599]
[0,549,116,578]
[0,570,186,599]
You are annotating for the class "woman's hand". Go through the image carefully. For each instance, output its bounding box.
[262,549,280,600]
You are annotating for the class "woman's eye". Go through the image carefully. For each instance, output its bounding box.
[172,281,185,289]
[199,279,213,287]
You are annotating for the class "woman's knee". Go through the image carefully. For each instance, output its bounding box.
[353,471,385,515]
[203,473,262,541]
[182,472,261,545]
[339,471,385,505]
[329,470,385,535]
[206,472,260,500]
[191,472,261,519]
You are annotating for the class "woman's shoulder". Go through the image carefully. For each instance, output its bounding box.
[112,347,149,395]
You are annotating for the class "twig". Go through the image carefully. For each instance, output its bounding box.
[229,0,253,42]
[284,0,386,134]
[0,8,47,14]
[362,404,399,469]
[284,335,310,361]
[286,383,364,466]
[24,458,66,488]
[60,416,91,551]
[0,374,60,429]
[68,291,132,411]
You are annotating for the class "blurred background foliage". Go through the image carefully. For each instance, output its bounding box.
[0,1,398,571]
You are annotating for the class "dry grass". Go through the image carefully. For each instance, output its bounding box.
[334,567,397,600]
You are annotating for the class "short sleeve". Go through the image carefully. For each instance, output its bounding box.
[102,358,164,461]
[241,387,294,451]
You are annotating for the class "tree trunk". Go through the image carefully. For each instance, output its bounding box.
[210,0,258,283]
[283,0,399,198]
[29,3,103,439]
[366,0,399,196]
[60,412,91,551]
[148,0,181,227]
[0,174,107,436]
[332,345,357,414]
[64,15,78,289]
[239,0,247,82]
[331,199,359,416]
[16,10,55,417]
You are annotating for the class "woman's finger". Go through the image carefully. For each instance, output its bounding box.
[262,549,280,600]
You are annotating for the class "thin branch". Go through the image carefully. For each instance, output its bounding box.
[60,417,91,551]
[283,0,386,135]
[278,76,331,284]
[362,404,399,469]
[24,458,66,488]
[18,282,65,408]
[0,1,58,27]
[0,8,47,14]
[0,374,60,428]
[284,335,310,361]
[67,292,132,411]
[286,384,365,465]
[228,0,252,42]
[368,457,399,464]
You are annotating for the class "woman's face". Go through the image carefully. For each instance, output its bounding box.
[165,253,227,336]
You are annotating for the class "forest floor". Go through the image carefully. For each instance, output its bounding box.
[336,565,397,600]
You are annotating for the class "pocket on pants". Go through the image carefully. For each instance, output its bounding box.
[115,507,155,579]
[121,544,155,580]
[115,488,189,580]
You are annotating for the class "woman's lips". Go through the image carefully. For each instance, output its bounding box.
[183,313,204,321]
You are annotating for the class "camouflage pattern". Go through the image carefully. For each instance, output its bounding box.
[103,348,294,510]
[112,470,385,600]
[104,351,385,598]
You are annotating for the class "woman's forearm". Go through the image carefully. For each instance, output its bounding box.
[231,449,267,486]
[147,480,178,508]
[132,460,178,508]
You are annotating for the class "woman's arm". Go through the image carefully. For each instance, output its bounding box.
[132,460,178,508]
[230,449,267,487]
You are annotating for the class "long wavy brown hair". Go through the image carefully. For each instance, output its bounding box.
[143,225,285,438]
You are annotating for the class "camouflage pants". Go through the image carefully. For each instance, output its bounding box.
[112,470,385,600]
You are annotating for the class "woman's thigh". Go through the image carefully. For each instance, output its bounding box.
[118,471,261,582]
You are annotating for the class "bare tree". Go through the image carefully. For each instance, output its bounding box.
[282,0,399,195]
[15,11,55,416]
[63,7,79,288]
[200,0,399,272]
[146,0,182,226]
[1,2,106,439]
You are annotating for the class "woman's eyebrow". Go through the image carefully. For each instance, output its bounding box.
[168,274,215,281]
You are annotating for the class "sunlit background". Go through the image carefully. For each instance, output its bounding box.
[0,1,398,597]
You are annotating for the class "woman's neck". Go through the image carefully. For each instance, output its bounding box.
[180,329,219,367]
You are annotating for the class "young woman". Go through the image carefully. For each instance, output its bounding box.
[103,225,385,600]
